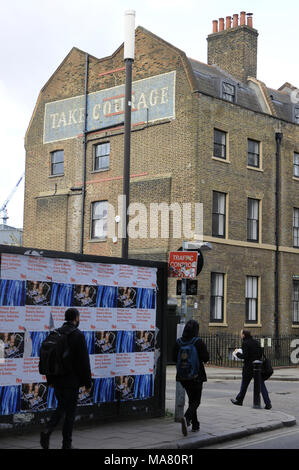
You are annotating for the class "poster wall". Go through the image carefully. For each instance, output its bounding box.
[0,253,157,415]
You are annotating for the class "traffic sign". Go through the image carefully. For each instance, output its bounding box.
[168,251,198,278]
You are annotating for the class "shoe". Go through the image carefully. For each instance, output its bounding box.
[181,417,188,436]
[40,431,50,449]
[231,399,242,406]
[191,422,200,432]
[265,404,272,410]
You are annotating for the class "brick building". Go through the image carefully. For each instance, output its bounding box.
[24,12,299,336]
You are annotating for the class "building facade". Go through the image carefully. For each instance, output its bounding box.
[23,12,299,336]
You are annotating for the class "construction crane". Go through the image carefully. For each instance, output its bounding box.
[0,172,25,225]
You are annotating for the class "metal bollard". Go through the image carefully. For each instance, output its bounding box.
[252,360,263,409]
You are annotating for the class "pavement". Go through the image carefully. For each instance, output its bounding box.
[0,365,298,450]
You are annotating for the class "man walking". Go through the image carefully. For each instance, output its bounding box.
[173,319,209,435]
[231,329,272,409]
[40,308,92,449]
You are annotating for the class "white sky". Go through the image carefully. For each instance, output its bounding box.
[0,0,298,229]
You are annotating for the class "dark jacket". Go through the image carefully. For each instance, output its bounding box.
[236,336,262,377]
[46,322,92,389]
[172,336,209,383]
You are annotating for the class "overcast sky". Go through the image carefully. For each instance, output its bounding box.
[0,0,298,229]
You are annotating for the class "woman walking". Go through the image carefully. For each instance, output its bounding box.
[173,319,209,435]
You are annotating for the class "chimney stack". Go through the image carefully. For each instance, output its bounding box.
[208,12,258,83]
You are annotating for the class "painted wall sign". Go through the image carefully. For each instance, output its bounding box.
[43,71,176,144]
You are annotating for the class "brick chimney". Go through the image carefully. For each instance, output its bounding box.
[207,12,258,83]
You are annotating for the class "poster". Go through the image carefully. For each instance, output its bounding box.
[0,253,157,415]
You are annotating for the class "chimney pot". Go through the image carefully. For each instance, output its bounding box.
[212,20,218,33]
[226,16,231,29]
[233,14,238,28]
[247,13,253,28]
[240,11,246,25]
[219,18,224,31]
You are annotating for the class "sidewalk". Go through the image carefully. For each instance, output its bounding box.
[0,366,297,450]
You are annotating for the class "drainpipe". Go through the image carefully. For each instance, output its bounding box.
[79,53,89,254]
[274,132,283,352]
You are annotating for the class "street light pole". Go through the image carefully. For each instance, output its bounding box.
[122,10,135,259]
[174,240,188,422]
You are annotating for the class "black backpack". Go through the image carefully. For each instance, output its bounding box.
[176,337,200,381]
[39,327,74,376]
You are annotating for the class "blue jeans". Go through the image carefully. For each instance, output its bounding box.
[236,375,271,406]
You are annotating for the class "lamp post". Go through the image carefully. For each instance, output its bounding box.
[122,10,135,259]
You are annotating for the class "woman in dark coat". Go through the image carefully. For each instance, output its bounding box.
[231,329,272,409]
[173,319,209,435]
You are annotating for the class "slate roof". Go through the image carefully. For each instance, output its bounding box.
[188,58,298,124]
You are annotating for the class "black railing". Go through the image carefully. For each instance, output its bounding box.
[199,334,299,368]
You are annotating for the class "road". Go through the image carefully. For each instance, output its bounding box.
[201,379,299,449]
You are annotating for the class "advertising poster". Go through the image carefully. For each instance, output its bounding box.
[0,253,157,415]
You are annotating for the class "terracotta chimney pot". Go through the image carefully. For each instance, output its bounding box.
[240,11,246,25]
[219,18,224,31]
[233,14,238,28]
[226,16,231,29]
[247,13,253,28]
[212,20,218,33]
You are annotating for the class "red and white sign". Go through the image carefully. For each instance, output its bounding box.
[168,251,198,279]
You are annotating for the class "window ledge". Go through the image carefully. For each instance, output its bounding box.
[212,156,230,164]
[293,177,299,182]
[209,323,228,327]
[244,323,262,328]
[49,174,64,178]
[91,168,110,174]
[88,238,107,243]
[291,324,299,328]
[247,166,263,172]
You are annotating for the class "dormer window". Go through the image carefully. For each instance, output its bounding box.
[222,82,235,102]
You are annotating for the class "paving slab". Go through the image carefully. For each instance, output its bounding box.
[0,366,297,450]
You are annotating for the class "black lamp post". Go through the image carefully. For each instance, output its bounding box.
[121,10,135,259]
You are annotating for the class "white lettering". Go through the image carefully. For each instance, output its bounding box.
[79,108,85,123]
[137,92,147,109]
[57,112,67,128]
[160,86,169,104]
[68,109,78,125]
[113,98,124,114]
[291,339,299,364]
[92,104,101,120]
[149,89,158,106]
[50,113,60,129]
[103,101,112,116]
[127,203,148,239]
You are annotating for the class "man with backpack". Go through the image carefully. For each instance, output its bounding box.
[172,319,209,436]
[39,308,92,449]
